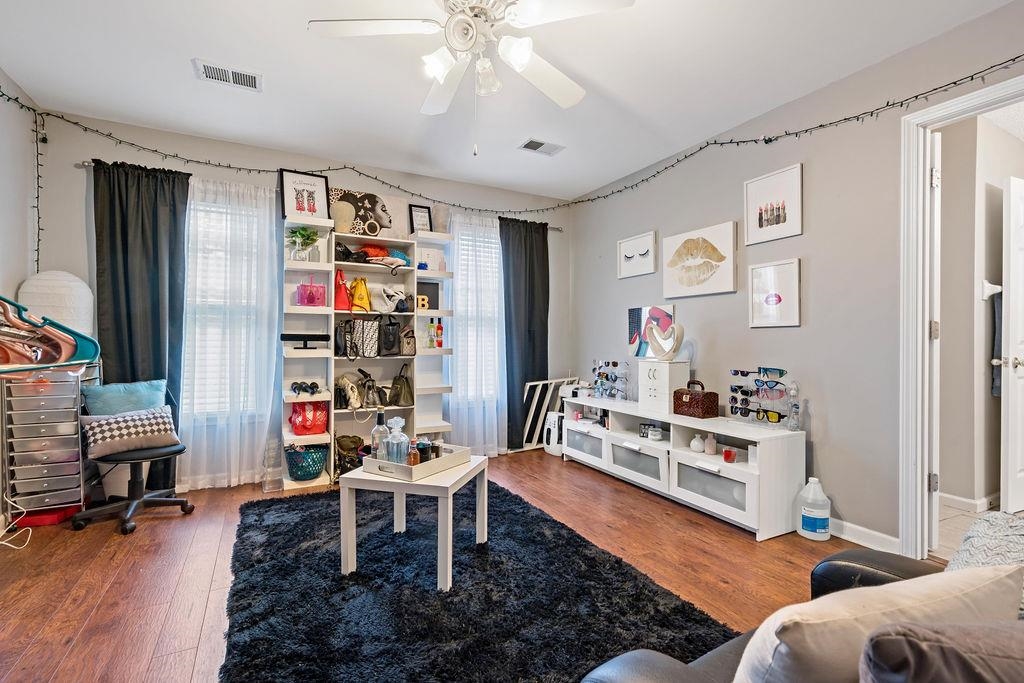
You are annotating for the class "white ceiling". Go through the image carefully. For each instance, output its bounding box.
[0,0,1011,199]
[983,101,1024,143]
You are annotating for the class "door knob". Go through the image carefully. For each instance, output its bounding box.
[992,358,1007,367]
[1015,358,1023,369]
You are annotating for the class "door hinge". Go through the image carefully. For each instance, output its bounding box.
[930,167,941,189]
[929,320,940,340]
[928,473,939,493]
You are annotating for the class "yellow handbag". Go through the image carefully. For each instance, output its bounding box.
[349,277,372,312]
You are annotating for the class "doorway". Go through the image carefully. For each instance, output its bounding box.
[899,73,1024,560]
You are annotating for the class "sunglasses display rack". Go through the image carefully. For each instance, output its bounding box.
[727,366,797,429]
[591,359,629,400]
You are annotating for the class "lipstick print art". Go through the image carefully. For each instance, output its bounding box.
[662,221,736,298]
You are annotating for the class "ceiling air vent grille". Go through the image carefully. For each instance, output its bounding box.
[519,139,565,156]
[192,59,263,92]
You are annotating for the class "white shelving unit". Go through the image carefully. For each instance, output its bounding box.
[281,221,458,487]
[561,395,806,541]
[414,231,453,438]
[281,221,335,489]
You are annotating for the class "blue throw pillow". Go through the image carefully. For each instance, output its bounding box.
[82,379,167,416]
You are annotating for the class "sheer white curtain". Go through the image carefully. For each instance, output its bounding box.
[450,212,508,456]
[178,178,279,490]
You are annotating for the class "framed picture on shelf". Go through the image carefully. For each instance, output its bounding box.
[749,258,801,328]
[409,204,433,233]
[744,163,802,245]
[662,221,736,298]
[328,188,395,236]
[278,169,330,222]
[617,230,657,279]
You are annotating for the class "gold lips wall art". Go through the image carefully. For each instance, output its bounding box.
[662,221,737,298]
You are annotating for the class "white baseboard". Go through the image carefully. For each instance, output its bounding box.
[938,492,999,513]
[829,517,900,553]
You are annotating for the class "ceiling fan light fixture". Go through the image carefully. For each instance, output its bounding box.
[475,56,502,96]
[497,35,533,72]
[422,46,457,83]
[504,0,542,28]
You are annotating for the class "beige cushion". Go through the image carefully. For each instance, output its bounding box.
[734,564,1024,683]
[80,405,180,459]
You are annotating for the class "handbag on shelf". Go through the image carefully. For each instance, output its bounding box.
[336,243,368,263]
[289,401,329,436]
[335,320,356,359]
[341,374,362,410]
[399,324,417,357]
[395,294,414,313]
[334,270,352,311]
[387,363,415,408]
[353,318,379,358]
[368,284,406,313]
[380,315,402,357]
[350,277,372,312]
[358,369,380,409]
[672,380,720,419]
[334,382,349,410]
[334,434,364,480]
[296,276,326,307]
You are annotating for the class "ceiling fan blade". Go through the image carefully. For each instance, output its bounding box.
[420,55,471,115]
[502,50,585,109]
[307,19,443,38]
[505,0,635,27]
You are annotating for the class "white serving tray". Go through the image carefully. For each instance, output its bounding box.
[362,445,470,481]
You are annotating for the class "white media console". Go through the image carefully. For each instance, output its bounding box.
[561,395,806,541]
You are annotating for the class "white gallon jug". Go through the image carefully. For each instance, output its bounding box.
[796,477,831,541]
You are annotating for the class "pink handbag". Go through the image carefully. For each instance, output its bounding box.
[297,276,326,307]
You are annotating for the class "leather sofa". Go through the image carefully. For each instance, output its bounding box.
[582,549,943,683]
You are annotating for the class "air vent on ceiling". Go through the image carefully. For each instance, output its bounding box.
[192,58,263,92]
[519,139,565,156]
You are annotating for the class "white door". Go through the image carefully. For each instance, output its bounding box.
[927,132,942,549]
[1002,177,1024,513]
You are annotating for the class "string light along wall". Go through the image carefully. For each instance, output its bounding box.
[2,49,1024,272]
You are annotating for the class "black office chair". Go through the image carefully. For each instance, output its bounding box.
[72,445,194,534]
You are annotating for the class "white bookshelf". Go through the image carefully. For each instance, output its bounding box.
[414,231,453,438]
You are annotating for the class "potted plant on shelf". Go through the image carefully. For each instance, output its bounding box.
[288,226,320,262]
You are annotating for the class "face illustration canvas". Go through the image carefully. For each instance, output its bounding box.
[617,231,657,279]
[744,163,802,245]
[662,221,736,298]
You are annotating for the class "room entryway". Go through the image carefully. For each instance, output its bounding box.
[900,74,1024,560]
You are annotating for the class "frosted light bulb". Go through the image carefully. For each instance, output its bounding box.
[475,57,502,96]
[422,46,457,84]
[498,35,533,72]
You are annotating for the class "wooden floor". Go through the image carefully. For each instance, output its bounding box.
[0,450,857,682]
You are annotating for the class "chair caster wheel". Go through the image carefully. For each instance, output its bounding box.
[181,503,195,514]
[120,521,136,535]
[71,519,88,531]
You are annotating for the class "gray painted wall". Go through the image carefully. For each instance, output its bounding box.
[0,66,34,298]
[938,119,978,500]
[34,115,575,376]
[569,1,1024,537]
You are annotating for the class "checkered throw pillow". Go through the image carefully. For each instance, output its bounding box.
[80,405,180,459]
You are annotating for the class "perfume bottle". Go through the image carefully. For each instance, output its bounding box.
[369,408,388,460]
[383,417,411,463]
[426,318,436,348]
[435,318,443,348]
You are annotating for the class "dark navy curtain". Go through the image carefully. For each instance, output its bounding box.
[499,217,549,450]
[92,160,191,489]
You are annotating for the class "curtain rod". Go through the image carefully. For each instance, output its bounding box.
[79,160,565,232]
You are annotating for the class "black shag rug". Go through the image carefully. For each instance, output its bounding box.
[221,479,737,682]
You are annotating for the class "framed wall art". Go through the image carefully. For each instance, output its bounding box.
[749,258,801,328]
[617,231,657,279]
[328,188,395,236]
[744,163,802,245]
[662,221,736,298]
[278,169,330,221]
[409,204,433,233]
[627,305,675,357]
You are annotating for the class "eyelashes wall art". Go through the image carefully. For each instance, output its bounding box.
[617,230,657,279]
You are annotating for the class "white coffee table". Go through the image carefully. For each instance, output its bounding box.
[338,455,488,591]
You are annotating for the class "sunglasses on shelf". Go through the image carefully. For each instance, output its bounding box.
[728,396,751,407]
[754,379,785,389]
[730,369,757,377]
[730,385,755,396]
[729,405,754,417]
[756,388,786,401]
[756,408,784,424]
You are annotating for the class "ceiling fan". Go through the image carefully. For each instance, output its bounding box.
[308,0,635,115]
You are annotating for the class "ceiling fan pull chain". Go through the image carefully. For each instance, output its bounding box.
[473,92,479,157]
